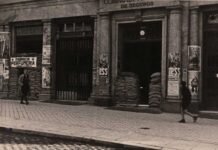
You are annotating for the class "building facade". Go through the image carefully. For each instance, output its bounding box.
[0,0,218,112]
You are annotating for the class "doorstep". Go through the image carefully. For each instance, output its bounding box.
[109,104,162,114]
[199,111,218,119]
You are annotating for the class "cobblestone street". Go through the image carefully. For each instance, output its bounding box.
[0,130,115,150]
[0,100,218,150]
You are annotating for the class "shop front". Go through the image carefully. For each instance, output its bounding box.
[1,0,218,113]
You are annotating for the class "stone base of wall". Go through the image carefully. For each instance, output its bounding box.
[38,93,52,100]
[0,92,8,99]
[88,95,112,106]
[161,99,200,113]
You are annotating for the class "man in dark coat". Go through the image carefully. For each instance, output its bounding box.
[179,81,198,123]
[18,69,30,105]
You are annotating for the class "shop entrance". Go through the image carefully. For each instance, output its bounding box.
[119,21,162,104]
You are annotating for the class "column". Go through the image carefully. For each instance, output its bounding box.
[190,7,199,45]
[89,12,112,106]
[188,7,200,100]
[39,20,53,100]
[167,6,182,98]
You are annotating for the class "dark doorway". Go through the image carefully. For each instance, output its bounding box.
[119,21,162,104]
[55,18,94,100]
[203,12,218,110]
[56,37,93,100]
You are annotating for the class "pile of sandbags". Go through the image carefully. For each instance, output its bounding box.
[148,72,161,107]
[114,72,139,105]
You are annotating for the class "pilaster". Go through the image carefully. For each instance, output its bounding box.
[89,12,112,106]
[166,6,182,98]
[38,19,53,100]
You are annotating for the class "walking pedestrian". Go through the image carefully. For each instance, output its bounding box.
[18,69,30,105]
[179,81,198,123]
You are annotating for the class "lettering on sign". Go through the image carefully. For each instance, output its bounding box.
[104,0,154,9]
[99,68,108,76]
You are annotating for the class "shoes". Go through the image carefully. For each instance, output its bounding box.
[193,116,198,123]
[179,119,186,123]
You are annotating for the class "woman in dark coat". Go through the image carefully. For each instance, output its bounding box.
[18,69,30,105]
[179,81,198,123]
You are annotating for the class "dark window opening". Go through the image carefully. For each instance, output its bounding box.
[15,25,43,54]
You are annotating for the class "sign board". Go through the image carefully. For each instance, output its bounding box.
[100,0,179,12]
[11,57,37,68]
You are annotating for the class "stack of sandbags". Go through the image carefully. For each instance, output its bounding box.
[114,72,140,105]
[148,72,161,107]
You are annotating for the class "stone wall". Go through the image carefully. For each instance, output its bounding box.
[114,72,140,105]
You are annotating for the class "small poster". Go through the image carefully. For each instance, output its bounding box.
[188,71,200,97]
[42,45,51,65]
[11,57,37,68]
[188,45,201,71]
[168,52,180,68]
[0,32,10,57]
[42,66,51,88]
[99,54,109,76]
[167,80,179,96]
[167,67,180,96]
[168,67,180,81]
[0,58,9,79]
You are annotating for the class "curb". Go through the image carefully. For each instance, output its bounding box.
[0,126,161,150]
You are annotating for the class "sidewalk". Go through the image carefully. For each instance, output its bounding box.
[0,99,218,150]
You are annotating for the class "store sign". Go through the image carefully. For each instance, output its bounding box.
[104,0,153,9]
[11,57,37,68]
[101,0,178,11]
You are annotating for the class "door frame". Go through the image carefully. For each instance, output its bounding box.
[111,13,167,100]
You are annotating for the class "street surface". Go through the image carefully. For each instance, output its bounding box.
[0,130,115,150]
[0,99,218,150]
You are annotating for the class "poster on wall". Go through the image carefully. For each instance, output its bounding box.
[0,59,9,91]
[168,52,180,68]
[11,57,37,68]
[167,67,180,96]
[42,45,51,65]
[42,66,51,88]
[0,59,9,79]
[99,54,108,76]
[188,45,201,71]
[188,71,200,97]
[0,32,10,57]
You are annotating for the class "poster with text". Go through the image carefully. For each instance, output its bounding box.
[167,67,180,96]
[0,32,10,57]
[42,66,51,88]
[0,58,9,79]
[167,80,179,96]
[188,45,201,71]
[11,57,37,68]
[188,71,200,97]
[42,45,51,65]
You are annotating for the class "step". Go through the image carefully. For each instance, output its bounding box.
[199,111,218,119]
